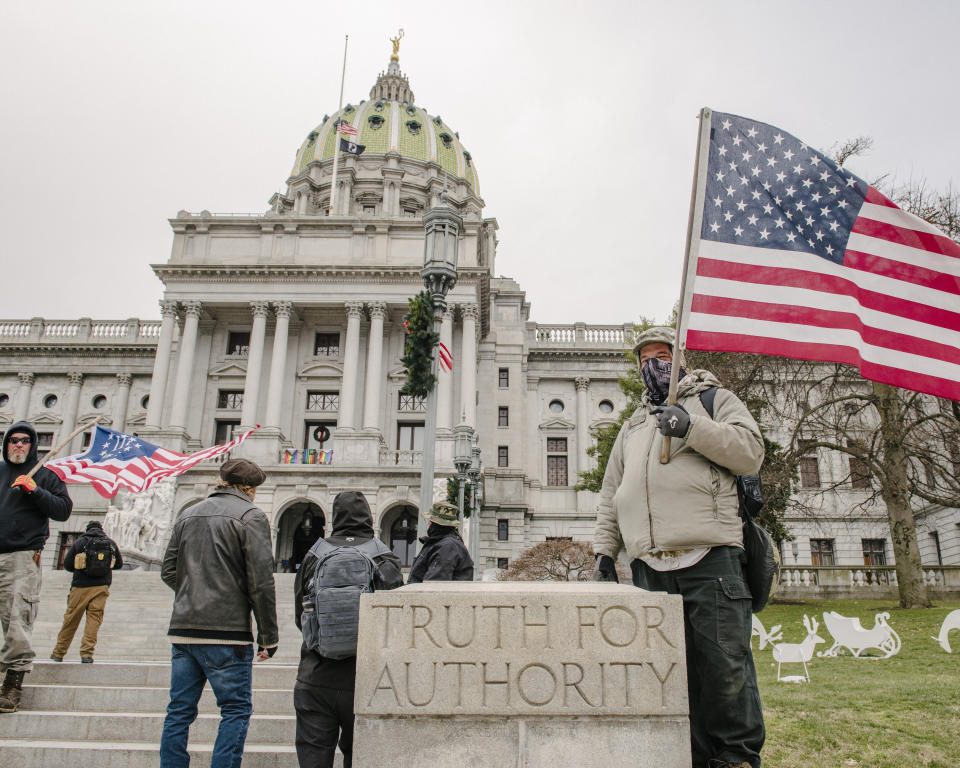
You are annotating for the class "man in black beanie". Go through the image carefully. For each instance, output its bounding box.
[51,520,123,663]
[160,457,278,768]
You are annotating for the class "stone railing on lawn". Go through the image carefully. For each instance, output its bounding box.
[776,565,960,598]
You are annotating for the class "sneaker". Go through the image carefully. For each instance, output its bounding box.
[80,657,94,664]
[49,654,63,662]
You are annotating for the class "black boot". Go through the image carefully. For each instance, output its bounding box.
[0,670,26,713]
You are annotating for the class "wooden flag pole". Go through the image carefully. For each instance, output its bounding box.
[328,35,349,217]
[661,107,713,464]
[21,418,106,482]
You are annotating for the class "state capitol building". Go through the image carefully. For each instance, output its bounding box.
[1,50,957,586]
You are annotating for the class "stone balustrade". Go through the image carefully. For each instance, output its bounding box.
[379,448,423,467]
[776,565,960,598]
[530,322,635,348]
[0,319,161,344]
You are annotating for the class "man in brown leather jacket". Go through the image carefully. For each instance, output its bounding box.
[159,458,278,768]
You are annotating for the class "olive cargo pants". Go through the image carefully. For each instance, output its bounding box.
[632,546,765,768]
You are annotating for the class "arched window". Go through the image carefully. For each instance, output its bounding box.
[389,507,419,567]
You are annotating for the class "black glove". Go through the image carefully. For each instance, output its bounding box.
[651,404,691,438]
[258,645,277,659]
[593,554,619,583]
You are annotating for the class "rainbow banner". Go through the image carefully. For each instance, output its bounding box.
[282,449,334,465]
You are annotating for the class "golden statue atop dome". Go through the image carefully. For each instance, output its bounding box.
[390,28,404,61]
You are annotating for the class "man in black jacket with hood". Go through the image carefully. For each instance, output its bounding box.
[51,520,123,663]
[407,501,474,583]
[293,491,403,768]
[0,421,73,713]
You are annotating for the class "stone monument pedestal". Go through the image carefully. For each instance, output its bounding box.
[353,582,691,768]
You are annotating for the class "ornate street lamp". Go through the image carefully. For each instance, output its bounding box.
[417,191,463,540]
[467,438,483,571]
[453,419,475,517]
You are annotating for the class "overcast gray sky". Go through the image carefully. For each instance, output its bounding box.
[2,0,958,325]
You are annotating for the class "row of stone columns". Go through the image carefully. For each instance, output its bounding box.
[144,298,481,438]
[12,371,133,451]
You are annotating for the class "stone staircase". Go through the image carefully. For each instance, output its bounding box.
[0,570,344,766]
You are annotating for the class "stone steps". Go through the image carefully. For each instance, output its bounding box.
[0,740,299,768]
[32,570,302,663]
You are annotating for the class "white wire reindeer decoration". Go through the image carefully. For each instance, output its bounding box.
[771,615,825,682]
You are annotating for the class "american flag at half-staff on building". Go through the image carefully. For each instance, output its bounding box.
[45,426,257,499]
[681,110,960,401]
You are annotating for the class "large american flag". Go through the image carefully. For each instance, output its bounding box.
[46,426,256,499]
[684,110,960,401]
[336,120,358,138]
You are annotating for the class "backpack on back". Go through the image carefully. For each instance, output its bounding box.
[301,538,393,660]
[699,387,780,613]
[83,537,115,577]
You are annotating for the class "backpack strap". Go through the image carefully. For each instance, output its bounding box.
[699,386,719,419]
[355,538,393,559]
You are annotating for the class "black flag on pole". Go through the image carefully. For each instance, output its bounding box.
[339,138,365,155]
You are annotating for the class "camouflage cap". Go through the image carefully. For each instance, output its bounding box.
[631,326,684,365]
[423,501,460,528]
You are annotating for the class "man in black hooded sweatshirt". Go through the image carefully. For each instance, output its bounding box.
[51,520,123,663]
[0,421,73,713]
[407,501,474,583]
[293,491,402,768]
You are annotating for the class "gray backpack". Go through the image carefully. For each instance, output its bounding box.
[300,538,392,659]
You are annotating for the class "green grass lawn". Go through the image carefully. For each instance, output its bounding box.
[753,599,960,768]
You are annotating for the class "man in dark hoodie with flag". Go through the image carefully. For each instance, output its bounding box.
[293,491,402,768]
[0,421,73,713]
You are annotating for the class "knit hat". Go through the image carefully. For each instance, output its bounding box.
[219,458,266,487]
[423,501,460,528]
[86,520,103,531]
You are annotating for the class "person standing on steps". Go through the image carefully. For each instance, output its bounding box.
[50,520,123,663]
[159,458,278,768]
[0,421,73,714]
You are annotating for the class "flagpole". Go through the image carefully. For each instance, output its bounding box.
[661,106,713,464]
[21,418,105,482]
[329,35,349,217]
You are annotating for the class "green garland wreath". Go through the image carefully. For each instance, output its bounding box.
[401,291,439,398]
[446,476,473,518]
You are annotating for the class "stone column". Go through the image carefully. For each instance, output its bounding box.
[240,301,270,428]
[146,300,179,427]
[338,301,365,430]
[459,304,479,428]
[264,301,293,430]
[362,302,387,432]
[168,301,202,430]
[61,371,83,453]
[113,373,133,433]
[14,372,34,422]
[575,376,590,475]
[435,306,455,432]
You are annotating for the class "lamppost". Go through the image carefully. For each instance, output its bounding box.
[453,419,475,517]
[417,192,462,540]
[467,438,483,572]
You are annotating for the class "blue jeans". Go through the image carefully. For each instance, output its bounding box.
[160,643,253,768]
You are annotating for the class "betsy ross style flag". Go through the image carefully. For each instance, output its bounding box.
[683,110,960,401]
[46,426,256,498]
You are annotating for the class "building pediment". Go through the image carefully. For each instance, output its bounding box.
[538,417,575,431]
[78,412,113,427]
[209,361,248,377]
[28,413,63,425]
[125,412,147,426]
[298,360,344,378]
[387,365,407,381]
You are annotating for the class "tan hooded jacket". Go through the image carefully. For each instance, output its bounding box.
[593,370,764,561]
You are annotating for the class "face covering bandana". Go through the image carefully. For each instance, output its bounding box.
[642,357,686,405]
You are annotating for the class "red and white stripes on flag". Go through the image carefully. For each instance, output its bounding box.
[683,110,960,401]
[337,121,358,138]
[438,342,454,372]
[46,426,257,499]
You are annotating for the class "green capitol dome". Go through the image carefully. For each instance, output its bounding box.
[290,55,479,194]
